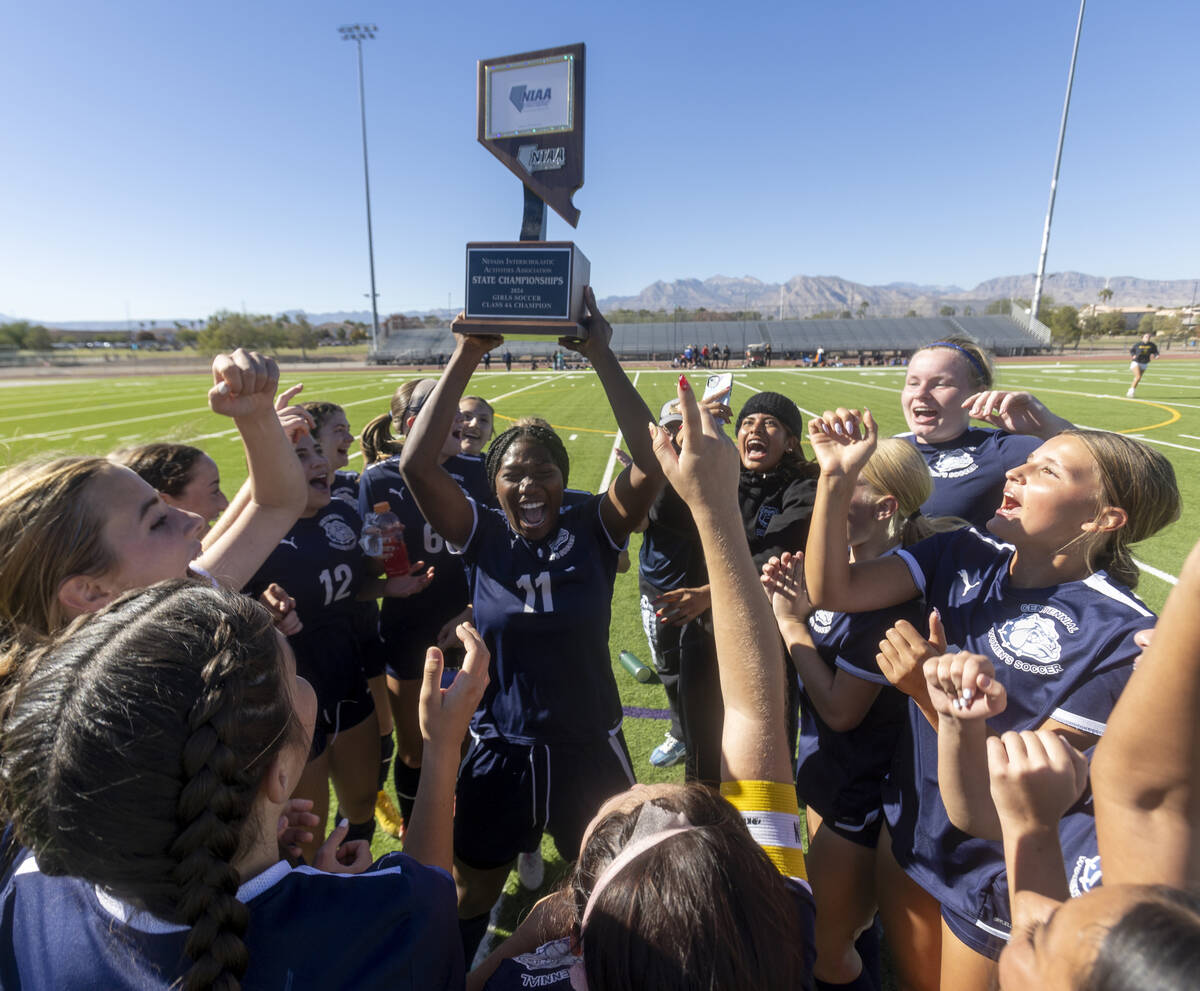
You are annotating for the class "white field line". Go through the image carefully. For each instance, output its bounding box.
[732,378,822,418]
[597,372,638,492]
[1133,558,1178,586]
[1122,435,1200,455]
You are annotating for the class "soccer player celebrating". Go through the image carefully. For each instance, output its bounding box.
[399,287,663,965]
[899,336,1072,528]
[804,406,1179,991]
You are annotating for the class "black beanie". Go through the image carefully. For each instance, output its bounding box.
[735,391,805,440]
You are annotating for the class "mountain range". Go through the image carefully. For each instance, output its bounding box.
[5,271,1196,330]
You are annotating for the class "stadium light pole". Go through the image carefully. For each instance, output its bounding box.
[1030,0,1085,327]
[339,23,381,354]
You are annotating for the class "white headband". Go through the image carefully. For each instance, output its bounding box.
[579,802,698,931]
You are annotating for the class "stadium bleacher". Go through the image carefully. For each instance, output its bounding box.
[368,311,1049,365]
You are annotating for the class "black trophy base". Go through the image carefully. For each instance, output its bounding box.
[456,316,589,344]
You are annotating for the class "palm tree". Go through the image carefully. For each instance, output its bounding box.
[1098,286,1114,306]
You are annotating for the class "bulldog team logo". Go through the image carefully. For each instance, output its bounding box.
[929,448,979,478]
[755,505,779,537]
[987,604,1077,676]
[808,610,836,635]
[1069,855,1102,897]
[320,514,359,551]
[546,527,575,561]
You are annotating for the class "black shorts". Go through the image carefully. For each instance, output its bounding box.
[454,732,636,870]
[295,629,376,759]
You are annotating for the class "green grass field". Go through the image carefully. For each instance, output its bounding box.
[2,355,1198,952]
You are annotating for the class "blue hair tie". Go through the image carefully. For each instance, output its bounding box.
[928,341,987,383]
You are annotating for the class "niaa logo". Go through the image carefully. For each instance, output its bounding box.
[997,613,1062,664]
[509,84,552,112]
[320,514,358,552]
[809,610,836,635]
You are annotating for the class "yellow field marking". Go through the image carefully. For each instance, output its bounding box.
[1114,399,1181,434]
[492,411,616,436]
[1004,386,1182,435]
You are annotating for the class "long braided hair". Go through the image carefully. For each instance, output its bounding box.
[0,580,301,990]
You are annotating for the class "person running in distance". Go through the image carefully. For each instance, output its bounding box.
[1127,331,1159,397]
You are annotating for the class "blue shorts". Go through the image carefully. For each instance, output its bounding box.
[454,732,636,870]
[810,804,883,849]
[381,609,460,681]
[940,902,1010,961]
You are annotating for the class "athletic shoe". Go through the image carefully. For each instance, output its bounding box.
[374,790,406,840]
[649,732,687,768]
[517,849,545,890]
[1126,388,1136,397]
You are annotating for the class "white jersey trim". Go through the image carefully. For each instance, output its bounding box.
[1049,708,1107,737]
[447,495,480,557]
[896,548,927,594]
[1082,573,1153,618]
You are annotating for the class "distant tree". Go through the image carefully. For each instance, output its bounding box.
[856,301,869,318]
[1098,287,1114,306]
[288,316,320,359]
[963,306,975,316]
[176,328,199,348]
[1100,311,1128,335]
[24,325,52,351]
[1048,305,1081,347]
[939,305,957,317]
[838,309,853,319]
[1137,313,1156,338]
[348,326,368,343]
[198,310,286,353]
[985,299,1011,315]
[135,330,157,343]
[904,309,918,318]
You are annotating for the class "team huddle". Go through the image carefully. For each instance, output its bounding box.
[0,292,1197,991]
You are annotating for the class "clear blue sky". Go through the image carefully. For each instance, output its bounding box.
[2,0,1196,323]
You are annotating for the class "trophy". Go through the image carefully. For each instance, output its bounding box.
[459,43,590,341]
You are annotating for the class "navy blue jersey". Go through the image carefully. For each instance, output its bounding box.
[638,481,701,592]
[330,467,360,506]
[884,527,1151,923]
[359,454,490,640]
[1130,341,1158,364]
[454,493,624,745]
[243,501,373,713]
[795,600,923,832]
[0,851,462,990]
[900,428,1041,529]
[245,500,369,623]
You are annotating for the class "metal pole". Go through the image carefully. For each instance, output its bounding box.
[340,25,381,353]
[1031,0,1085,325]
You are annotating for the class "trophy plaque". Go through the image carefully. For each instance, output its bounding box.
[458,43,589,340]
